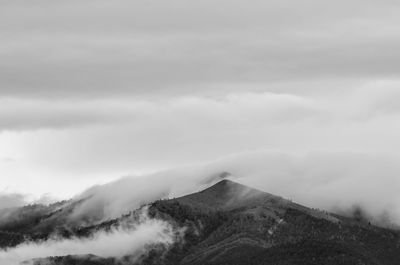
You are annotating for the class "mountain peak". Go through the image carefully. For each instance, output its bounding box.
[196,171,232,186]
[211,178,236,186]
[203,178,238,190]
[200,179,264,198]
[173,179,282,211]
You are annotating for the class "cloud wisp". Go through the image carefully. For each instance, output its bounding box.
[0,208,181,265]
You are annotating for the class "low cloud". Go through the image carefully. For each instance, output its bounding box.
[0,208,181,265]
[67,151,400,227]
[69,169,218,223]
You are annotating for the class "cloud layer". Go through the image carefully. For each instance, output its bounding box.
[2,85,400,198]
[1,0,400,97]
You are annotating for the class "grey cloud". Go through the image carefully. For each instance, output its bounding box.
[1,0,400,98]
[2,32,400,99]
[361,82,400,116]
[3,87,400,183]
[0,98,144,131]
[2,83,400,132]
[0,92,318,131]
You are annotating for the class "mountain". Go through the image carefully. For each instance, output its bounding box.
[1,179,400,265]
[148,180,400,265]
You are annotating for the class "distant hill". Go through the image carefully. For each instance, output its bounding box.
[2,178,400,265]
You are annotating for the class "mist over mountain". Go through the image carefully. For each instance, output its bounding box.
[0,172,399,265]
[33,152,400,227]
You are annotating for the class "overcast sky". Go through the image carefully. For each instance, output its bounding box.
[1,0,400,200]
